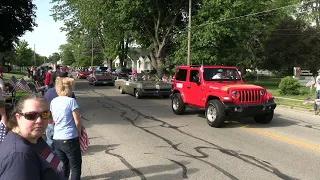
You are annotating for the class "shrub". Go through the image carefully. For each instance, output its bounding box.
[243,71,255,81]
[278,76,301,95]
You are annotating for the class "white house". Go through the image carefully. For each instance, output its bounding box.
[112,56,125,68]
[136,56,152,73]
[112,51,153,73]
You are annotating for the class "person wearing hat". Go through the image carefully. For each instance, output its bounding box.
[314,69,320,114]
[212,69,224,79]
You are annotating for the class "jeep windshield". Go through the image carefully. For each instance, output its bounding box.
[203,68,241,81]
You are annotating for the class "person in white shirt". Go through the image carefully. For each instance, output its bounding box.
[314,69,320,114]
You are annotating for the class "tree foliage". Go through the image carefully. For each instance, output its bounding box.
[0,0,37,52]
[50,0,320,76]
[15,40,34,67]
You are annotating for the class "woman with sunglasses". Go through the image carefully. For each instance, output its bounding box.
[51,77,82,180]
[0,94,64,180]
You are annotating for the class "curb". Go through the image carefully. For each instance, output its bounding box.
[277,105,315,115]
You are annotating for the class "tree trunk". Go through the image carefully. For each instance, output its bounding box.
[149,51,165,78]
[108,59,112,68]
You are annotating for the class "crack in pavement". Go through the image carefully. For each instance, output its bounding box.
[89,89,299,180]
[167,158,188,179]
[105,148,147,180]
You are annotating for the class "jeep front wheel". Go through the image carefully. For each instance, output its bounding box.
[172,93,186,115]
[254,110,274,124]
[205,100,226,128]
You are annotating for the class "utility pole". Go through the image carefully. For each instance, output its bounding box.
[33,44,36,65]
[78,44,80,67]
[187,0,192,65]
[91,38,94,67]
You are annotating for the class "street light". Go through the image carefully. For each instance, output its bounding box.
[187,0,192,65]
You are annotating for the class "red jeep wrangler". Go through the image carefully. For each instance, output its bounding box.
[171,65,276,128]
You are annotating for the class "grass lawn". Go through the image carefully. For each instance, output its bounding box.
[3,72,30,100]
[3,71,28,81]
[246,77,314,110]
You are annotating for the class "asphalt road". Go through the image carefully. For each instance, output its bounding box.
[74,78,320,180]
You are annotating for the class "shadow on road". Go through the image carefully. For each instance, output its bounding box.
[83,144,120,156]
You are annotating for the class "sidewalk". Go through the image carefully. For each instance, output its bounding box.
[276,106,320,127]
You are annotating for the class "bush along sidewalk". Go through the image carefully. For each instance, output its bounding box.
[247,76,315,111]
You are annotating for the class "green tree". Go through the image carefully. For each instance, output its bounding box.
[171,0,298,74]
[0,0,37,52]
[59,44,75,65]
[15,41,34,67]
[49,52,61,62]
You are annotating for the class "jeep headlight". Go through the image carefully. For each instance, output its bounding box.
[231,91,237,98]
[260,90,265,96]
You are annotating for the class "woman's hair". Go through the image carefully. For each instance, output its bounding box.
[55,77,75,96]
[5,94,48,134]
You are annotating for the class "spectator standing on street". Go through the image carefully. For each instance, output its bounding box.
[51,77,82,180]
[0,76,7,145]
[44,72,76,154]
[0,76,7,125]
[44,68,52,86]
[314,69,320,114]
[0,94,64,180]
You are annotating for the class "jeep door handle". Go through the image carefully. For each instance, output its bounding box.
[187,86,191,88]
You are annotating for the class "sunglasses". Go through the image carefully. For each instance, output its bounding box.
[20,111,52,121]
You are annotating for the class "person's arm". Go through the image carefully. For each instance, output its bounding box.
[70,99,81,137]
[72,109,82,137]
[0,153,41,180]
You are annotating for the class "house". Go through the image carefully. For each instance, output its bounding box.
[112,51,153,73]
[135,56,152,73]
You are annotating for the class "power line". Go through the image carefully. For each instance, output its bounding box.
[196,0,317,27]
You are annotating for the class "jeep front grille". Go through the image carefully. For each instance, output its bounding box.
[238,90,261,103]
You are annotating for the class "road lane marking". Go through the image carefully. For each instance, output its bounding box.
[241,126,320,153]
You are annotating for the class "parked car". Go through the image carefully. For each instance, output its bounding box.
[87,71,115,86]
[76,68,91,79]
[171,65,276,128]
[114,74,172,99]
[96,66,108,72]
[114,67,132,77]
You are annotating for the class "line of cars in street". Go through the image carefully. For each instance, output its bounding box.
[77,65,277,128]
[76,66,173,98]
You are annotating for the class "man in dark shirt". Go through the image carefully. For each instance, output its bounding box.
[44,72,76,153]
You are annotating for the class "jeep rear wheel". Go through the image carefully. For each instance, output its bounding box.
[205,100,226,128]
[254,110,274,124]
[172,93,186,115]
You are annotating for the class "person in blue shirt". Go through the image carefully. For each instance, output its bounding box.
[44,72,76,153]
[51,77,82,180]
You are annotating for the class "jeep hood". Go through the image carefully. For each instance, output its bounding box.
[207,82,264,91]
